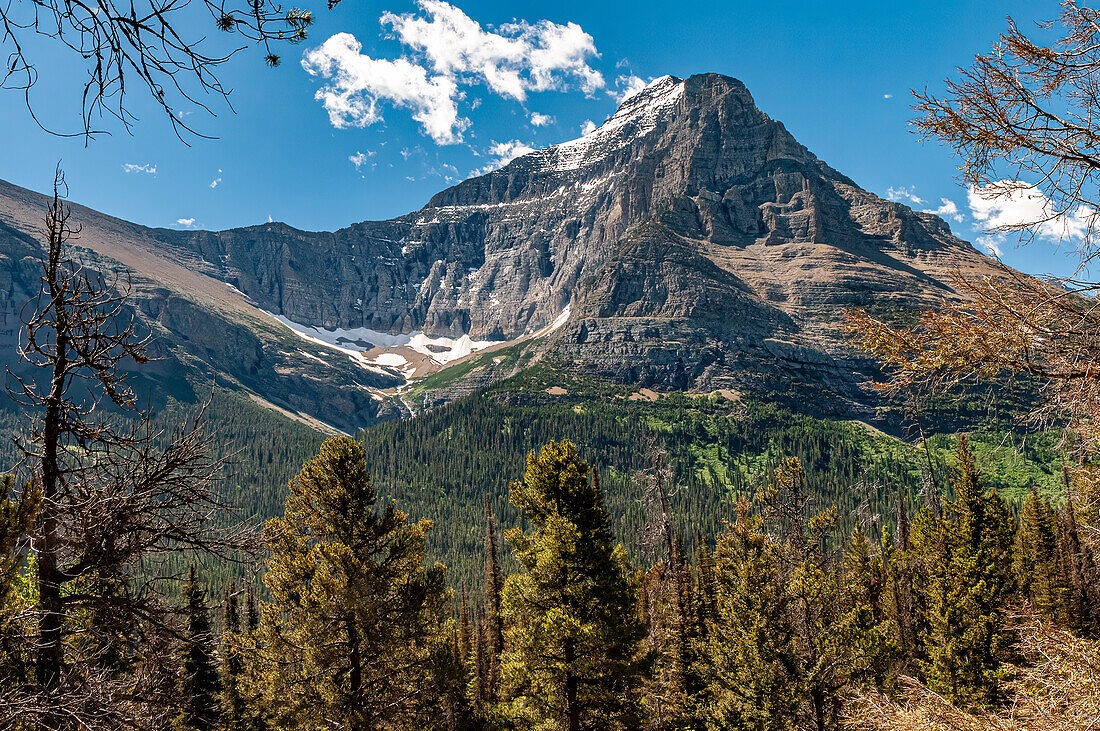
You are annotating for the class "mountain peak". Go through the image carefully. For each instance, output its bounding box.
[0,70,1003,429]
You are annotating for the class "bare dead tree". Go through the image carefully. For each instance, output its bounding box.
[0,167,254,730]
[637,435,676,562]
[0,0,315,140]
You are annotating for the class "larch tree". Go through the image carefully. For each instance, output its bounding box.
[845,1,1100,550]
[0,0,315,139]
[500,441,648,731]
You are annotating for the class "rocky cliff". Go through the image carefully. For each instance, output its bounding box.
[0,73,1004,428]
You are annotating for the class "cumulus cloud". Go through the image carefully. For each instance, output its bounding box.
[471,139,536,176]
[883,93,893,99]
[210,169,223,189]
[176,218,196,227]
[968,182,1095,241]
[122,163,156,174]
[349,150,376,169]
[922,198,964,223]
[611,74,649,103]
[886,186,923,205]
[529,111,553,127]
[580,119,597,135]
[302,1,604,145]
[303,34,465,144]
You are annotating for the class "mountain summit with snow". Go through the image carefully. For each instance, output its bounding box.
[0,73,1006,428]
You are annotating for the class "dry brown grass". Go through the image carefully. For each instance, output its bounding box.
[845,617,1100,731]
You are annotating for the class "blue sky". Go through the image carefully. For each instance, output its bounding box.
[0,0,1083,278]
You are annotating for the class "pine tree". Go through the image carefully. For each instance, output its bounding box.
[839,527,898,692]
[1060,480,1100,636]
[880,524,918,676]
[916,436,1015,708]
[482,495,504,700]
[219,583,246,731]
[245,588,259,633]
[0,476,39,707]
[471,610,488,705]
[1014,487,1066,621]
[175,566,222,731]
[697,501,800,731]
[254,436,448,729]
[459,589,473,673]
[693,535,717,638]
[500,441,648,731]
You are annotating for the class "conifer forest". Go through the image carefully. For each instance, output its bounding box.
[5,2,1100,730]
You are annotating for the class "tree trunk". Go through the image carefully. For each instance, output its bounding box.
[347,614,363,725]
[36,269,68,726]
[564,638,579,731]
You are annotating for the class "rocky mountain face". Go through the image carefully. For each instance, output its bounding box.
[0,73,1003,429]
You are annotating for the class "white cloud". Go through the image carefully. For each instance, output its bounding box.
[610,74,649,103]
[976,236,1003,258]
[349,150,375,169]
[176,218,196,227]
[383,1,604,99]
[580,119,597,135]
[529,112,553,127]
[210,169,223,189]
[303,34,465,144]
[302,2,603,145]
[886,186,923,205]
[968,181,1095,241]
[122,163,156,174]
[883,93,893,99]
[922,198,964,223]
[471,139,536,176]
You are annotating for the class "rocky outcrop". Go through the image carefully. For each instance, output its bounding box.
[0,73,1008,425]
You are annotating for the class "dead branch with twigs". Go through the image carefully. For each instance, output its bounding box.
[0,167,257,730]
[0,0,314,140]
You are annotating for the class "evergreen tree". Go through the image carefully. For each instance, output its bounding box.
[1059,484,1100,636]
[219,583,246,731]
[697,501,800,731]
[500,441,648,731]
[175,566,222,731]
[838,527,898,693]
[482,495,504,700]
[0,476,39,708]
[880,525,919,677]
[1014,487,1066,621]
[245,588,259,633]
[459,589,473,673]
[472,610,488,705]
[254,436,448,729]
[916,436,1015,708]
[693,535,716,638]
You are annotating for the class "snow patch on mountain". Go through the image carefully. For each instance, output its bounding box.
[266,311,505,368]
[536,75,683,172]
